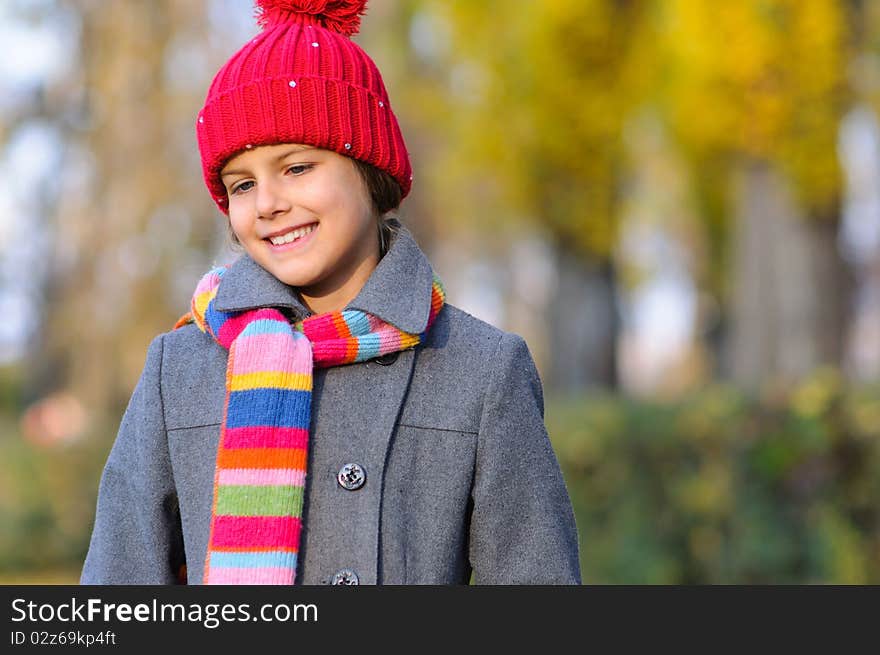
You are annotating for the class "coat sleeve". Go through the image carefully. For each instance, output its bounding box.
[80,333,185,584]
[468,332,582,584]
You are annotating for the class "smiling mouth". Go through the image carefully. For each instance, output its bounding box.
[264,223,318,246]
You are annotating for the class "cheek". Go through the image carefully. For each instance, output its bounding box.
[314,186,371,231]
[227,207,250,236]
[322,164,373,218]
[334,200,374,243]
[339,180,375,229]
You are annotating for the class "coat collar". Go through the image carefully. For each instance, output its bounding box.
[212,225,436,334]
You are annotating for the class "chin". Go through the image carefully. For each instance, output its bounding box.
[271,264,323,289]
[244,251,304,286]
[265,267,312,288]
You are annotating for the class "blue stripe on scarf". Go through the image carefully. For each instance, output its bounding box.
[205,303,234,338]
[226,389,311,429]
[240,318,295,337]
[356,332,381,361]
[341,310,370,335]
[209,551,298,569]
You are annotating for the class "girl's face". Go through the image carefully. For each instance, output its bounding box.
[221,143,379,313]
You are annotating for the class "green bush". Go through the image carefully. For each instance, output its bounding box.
[0,414,109,578]
[548,370,880,583]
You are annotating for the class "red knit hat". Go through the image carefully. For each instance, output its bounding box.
[197,0,412,214]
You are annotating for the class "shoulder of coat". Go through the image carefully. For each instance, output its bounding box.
[438,302,507,339]
[158,321,218,356]
[422,302,512,363]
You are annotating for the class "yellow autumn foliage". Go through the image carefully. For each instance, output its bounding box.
[425,0,654,257]
[405,0,852,261]
[661,0,848,214]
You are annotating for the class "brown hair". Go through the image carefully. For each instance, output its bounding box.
[353,158,403,258]
[225,158,403,258]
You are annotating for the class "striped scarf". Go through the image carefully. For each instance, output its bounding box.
[174,265,445,584]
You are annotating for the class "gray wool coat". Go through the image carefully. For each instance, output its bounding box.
[80,227,581,585]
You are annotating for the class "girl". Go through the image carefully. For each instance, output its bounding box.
[80,0,581,585]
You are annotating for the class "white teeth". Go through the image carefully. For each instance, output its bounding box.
[269,224,316,245]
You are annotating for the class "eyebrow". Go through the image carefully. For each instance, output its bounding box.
[220,146,317,178]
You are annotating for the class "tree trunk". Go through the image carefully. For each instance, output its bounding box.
[725,160,852,387]
[546,246,620,392]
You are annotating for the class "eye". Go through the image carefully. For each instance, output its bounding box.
[230,180,254,194]
[287,163,313,176]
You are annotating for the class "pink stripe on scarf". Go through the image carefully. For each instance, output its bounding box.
[218,468,306,486]
[207,567,294,585]
[194,271,221,297]
[222,426,309,449]
[211,516,301,548]
[379,329,403,353]
[232,333,312,375]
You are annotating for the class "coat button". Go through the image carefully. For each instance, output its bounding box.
[375,351,399,366]
[337,463,366,491]
[330,569,359,585]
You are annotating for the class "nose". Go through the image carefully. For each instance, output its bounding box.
[255,177,291,219]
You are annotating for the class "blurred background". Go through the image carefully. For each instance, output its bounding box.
[2,0,880,584]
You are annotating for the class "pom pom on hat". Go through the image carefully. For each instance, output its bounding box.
[255,0,368,36]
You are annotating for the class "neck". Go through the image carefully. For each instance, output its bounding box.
[298,250,380,316]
